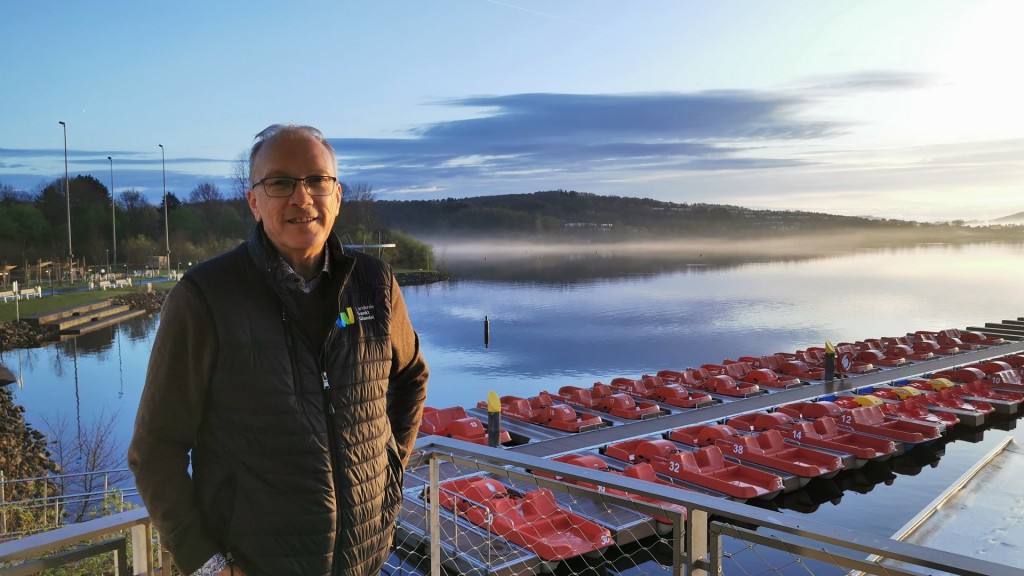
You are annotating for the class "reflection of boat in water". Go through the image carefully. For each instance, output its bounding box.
[437,476,614,561]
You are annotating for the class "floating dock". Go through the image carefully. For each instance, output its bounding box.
[23,299,146,336]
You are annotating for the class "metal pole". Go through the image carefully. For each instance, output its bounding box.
[159,144,169,278]
[429,457,441,576]
[59,121,73,280]
[1,470,7,537]
[108,156,116,271]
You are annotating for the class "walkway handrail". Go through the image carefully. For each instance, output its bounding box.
[411,436,1022,576]
[0,508,154,576]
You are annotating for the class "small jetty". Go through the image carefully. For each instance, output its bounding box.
[23,299,147,336]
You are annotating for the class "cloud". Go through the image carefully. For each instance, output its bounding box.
[802,70,934,93]
[328,90,850,194]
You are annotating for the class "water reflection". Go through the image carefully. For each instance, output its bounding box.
[2,314,158,464]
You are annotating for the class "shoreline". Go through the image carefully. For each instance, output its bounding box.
[0,273,451,353]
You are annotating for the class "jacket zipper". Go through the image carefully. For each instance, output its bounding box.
[319,324,343,575]
[282,308,344,573]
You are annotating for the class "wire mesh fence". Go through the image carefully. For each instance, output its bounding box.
[381,437,1022,576]
[1,438,1020,575]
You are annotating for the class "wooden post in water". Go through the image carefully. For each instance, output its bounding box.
[484,315,490,348]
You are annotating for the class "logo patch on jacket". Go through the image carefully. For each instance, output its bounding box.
[337,307,355,328]
[337,305,376,328]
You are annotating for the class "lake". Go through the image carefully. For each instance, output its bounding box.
[3,238,1023,556]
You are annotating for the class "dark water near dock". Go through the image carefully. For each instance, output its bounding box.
[4,240,1024,555]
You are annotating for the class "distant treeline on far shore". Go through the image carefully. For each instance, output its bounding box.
[372,189,1024,240]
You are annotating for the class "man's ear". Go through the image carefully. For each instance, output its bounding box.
[246,188,261,222]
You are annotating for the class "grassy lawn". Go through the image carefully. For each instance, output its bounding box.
[0,282,175,323]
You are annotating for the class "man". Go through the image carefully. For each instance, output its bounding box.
[129,124,429,576]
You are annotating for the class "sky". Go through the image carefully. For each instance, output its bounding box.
[2,0,1023,222]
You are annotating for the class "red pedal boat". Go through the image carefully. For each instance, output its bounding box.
[907,332,960,356]
[539,454,688,529]
[603,438,783,500]
[420,406,511,445]
[546,384,664,419]
[608,375,714,409]
[705,361,801,389]
[859,388,960,427]
[726,412,897,467]
[941,328,1004,347]
[833,394,955,428]
[878,336,935,362]
[968,360,1024,392]
[438,476,614,561]
[777,401,941,446]
[658,368,761,397]
[842,341,908,368]
[739,354,825,381]
[905,379,996,414]
[667,424,843,480]
[476,394,608,433]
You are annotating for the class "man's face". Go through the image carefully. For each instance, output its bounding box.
[247,132,341,267]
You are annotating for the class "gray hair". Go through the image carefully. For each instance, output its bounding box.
[249,124,337,184]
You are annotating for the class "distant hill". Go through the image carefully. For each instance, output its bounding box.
[374,190,926,237]
[993,211,1024,224]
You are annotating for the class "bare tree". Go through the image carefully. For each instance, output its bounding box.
[338,182,382,243]
[41,409,128,523]
[189,182,223,204]
[231,151,250,199]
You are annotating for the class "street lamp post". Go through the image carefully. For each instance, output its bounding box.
[58,121,73,280]
[159,144,170,278]
[108,156,117,274]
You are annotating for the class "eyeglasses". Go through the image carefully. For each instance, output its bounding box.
[254,175,338,197]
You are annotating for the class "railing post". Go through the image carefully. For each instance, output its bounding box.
[115,538,129,576]
[131,521,154,576]
[709,522,724,576]
[685,508,712,576]
[1,470,7,537]
[428,456,441,576]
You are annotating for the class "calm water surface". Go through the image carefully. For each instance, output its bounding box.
[4,241,1023,550]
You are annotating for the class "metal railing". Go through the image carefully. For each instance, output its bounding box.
[1,436,1022,575]
[1,469,136,541]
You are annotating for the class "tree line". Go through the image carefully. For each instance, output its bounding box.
[0,178,434,284]
[373,189,1024,239]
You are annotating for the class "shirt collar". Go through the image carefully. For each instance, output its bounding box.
[276,244,331,294]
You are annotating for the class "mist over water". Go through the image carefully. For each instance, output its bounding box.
[409,239,1024,408]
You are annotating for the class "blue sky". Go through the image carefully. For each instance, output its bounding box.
[2,0,1022,222]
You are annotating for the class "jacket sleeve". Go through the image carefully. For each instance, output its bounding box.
[127,281,221,574]
[386,276,429,466]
